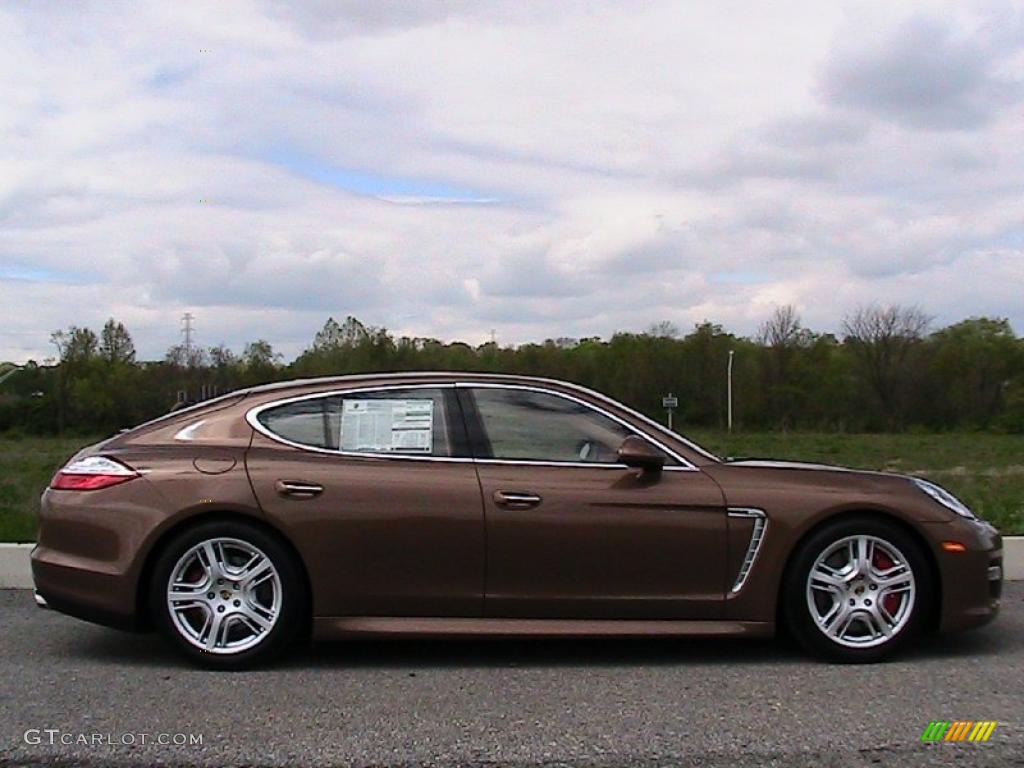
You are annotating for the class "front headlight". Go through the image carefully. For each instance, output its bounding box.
[911,477,976,520]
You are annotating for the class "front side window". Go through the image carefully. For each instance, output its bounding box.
[255,387,459,457]
[469,387,676,465]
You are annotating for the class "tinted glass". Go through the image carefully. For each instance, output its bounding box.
[257,388,458,457]
[257,398,329,448]
[471,387,676,464]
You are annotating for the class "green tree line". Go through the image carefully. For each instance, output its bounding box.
[2,307,1023,436]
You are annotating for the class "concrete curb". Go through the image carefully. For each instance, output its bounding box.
[2,538,1022,590]
[0,543,33,589]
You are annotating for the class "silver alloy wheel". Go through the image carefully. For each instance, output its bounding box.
[805,534,916,649]
[166,537,282,655]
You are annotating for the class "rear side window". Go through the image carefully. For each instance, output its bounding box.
[255,388,463,457]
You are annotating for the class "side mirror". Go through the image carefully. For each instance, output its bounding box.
[616,436,665,472]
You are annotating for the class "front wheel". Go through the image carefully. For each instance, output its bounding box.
[149,520,305,669]
[784,517,931,663]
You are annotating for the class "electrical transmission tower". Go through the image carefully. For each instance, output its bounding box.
[181,312,195,364]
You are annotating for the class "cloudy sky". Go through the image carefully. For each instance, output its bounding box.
[1,0,1022,362]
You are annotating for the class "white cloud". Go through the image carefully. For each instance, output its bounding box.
[0,0,1022,362]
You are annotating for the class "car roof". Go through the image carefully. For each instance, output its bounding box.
[235,371,583,396]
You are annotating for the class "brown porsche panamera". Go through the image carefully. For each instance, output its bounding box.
[32,373,1001,667]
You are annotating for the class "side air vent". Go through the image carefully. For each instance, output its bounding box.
[727,508,768,594]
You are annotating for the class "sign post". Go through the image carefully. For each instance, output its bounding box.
[727,350,735,433]
[662,393,678,431]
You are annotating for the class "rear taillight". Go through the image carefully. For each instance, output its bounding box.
[50,456,139,491]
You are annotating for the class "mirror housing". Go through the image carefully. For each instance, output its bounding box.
[617,435,665,472]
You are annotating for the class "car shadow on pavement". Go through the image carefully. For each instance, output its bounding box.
[63,622,1018,671]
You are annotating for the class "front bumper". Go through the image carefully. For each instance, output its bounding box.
[924,516,1002,633]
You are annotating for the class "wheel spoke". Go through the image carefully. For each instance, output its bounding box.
[241,555,273,590]
[827,608,855,639]
[198,541,226,581]
[202,613,222,650]
[865,606,894,638]
[170,578,208,597]
[239,603,272,632]
[810,566,847,592]
[852,536,873,574]
[170,598,209,617]
[876,566,912,591]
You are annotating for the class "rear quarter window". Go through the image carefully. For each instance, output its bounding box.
[254,388,461,457]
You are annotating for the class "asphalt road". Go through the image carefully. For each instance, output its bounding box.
[0,587,1021,768]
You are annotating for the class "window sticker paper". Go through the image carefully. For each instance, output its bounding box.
[340,399,433,453]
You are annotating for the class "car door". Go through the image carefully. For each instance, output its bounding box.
[461,384,727,620]
[245,385,485,617]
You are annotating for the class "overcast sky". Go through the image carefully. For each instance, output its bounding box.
[1,1,1022,362]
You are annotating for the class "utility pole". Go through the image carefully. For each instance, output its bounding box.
[181,312,195,365]
[727,349,735,433]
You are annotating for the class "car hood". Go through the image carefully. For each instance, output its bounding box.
[703,455,921,498]
[723,458,885,474]
[702,457,960,523]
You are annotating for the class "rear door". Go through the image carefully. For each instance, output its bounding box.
[461,384,727,620]
[245,385,485,617]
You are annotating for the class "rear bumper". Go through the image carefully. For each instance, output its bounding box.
[30,484,162,632]
[31,545,145,631]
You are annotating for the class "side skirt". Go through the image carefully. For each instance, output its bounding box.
[312,617,774,641]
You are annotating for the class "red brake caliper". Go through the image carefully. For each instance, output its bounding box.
[873,549,901,615]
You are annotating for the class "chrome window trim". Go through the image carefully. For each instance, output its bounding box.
[246,381,697,470]
[238,372,720,462]
[727,507,768,594]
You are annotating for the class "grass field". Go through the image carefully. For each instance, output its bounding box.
[0,435,95,542]
[0,432,1021,542]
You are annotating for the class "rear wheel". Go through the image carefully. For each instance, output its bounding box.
[784,517,930,663]
[149,520,304,669]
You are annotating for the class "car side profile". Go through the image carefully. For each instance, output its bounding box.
[32,373,1002,668]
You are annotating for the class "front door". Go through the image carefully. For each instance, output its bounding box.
[246,385,484,617]
[461,385,727,619]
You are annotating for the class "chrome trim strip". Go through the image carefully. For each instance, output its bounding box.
[246,381,698,470]
[727,507,768,594]
[173,419,207,442]
[313,616,775,640]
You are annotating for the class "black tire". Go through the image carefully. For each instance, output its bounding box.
[149,519,305,670]
[783,516,932,663]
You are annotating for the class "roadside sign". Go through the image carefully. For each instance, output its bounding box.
[662,395,678,409]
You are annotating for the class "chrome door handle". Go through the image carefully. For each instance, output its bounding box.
[275,480,324,498]
[493,490,542,509]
